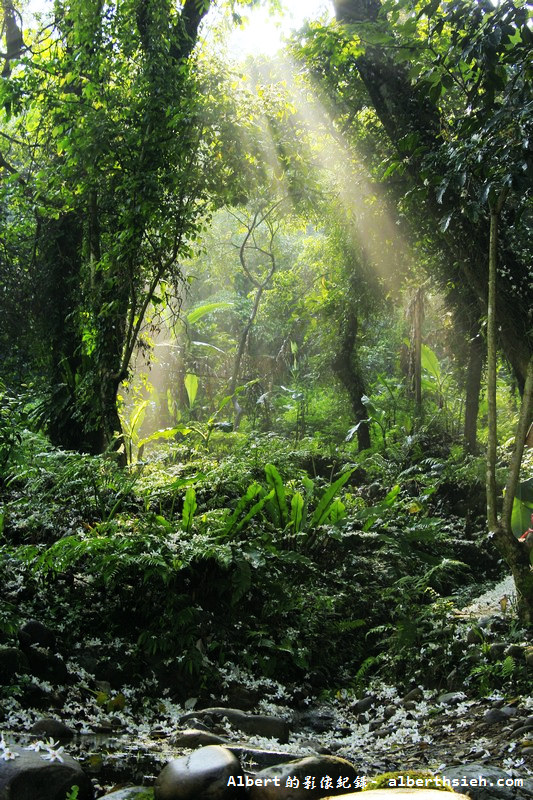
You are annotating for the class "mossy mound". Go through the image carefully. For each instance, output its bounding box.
[364,771,455,792]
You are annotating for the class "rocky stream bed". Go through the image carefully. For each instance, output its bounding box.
[0,578,532,800]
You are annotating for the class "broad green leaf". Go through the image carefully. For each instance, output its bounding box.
[310,467,356,528]
[265,463,288,527]
[186,302,233,325]
[233,489,275,534]
[511,478,533,537]
[137,426,183,448]
[184,373,199,408]
[383,484,400,506]
[290,492,305,533]
[182,487,197,533]
[421,343,441,380]
[223,482,262,535]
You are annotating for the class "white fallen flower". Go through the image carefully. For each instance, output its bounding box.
[41,747,64,763]
[1,748,19,761]
[25,740,45,752]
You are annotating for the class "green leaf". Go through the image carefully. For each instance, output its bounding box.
[328,498,346,524]
[137,426,183,448]
[511,478,533,537]
[186,302,233,325]
[233,489,275,535]
[310,467,356,528]
[265,463,288,527]
[290,492,305,533]
[421,343,441,380]
[383,484,400,506]
[223,482,262,536]
[184,373,199,408]
[182,487,197,533]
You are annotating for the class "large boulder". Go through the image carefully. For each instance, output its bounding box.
[0,744,93,800]
[246,755,359,800]
[180,708,289,743]
[154,745,243,800]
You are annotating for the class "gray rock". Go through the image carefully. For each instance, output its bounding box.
[171,729,228,747]
[437,692,464,706]
[154,745,242,800]
[18,620,56,649]
[505,644,524,659]
[0,744,93,800]
[247,755,359,800]
[30,718,75,741]
[352,695,375,713]
[488,642,506,660]
[227,747,298,769]
[402,688,423,703]
[483,709,512,725]
[180,708,289,743]
[441,763,533,799]
[383,705,396,720]
[511,723,533,738]
[100,790,154,800]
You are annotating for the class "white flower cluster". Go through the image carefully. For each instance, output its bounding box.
[0,734,65,763]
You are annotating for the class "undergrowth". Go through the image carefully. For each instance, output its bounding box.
[1,425,528,700]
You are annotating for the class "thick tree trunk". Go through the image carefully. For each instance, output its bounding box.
[463,329,484,454]
[332,312,371,451]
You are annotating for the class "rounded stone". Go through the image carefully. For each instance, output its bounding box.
[0,744,93,800]
[30,718,75,741]
[154,746,242,800]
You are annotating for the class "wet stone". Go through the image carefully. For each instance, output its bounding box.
[154,745,242,800]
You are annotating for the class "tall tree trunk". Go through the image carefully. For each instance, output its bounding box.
[486,198,505,531]
[407,288,424,413]
[463,327,484,454]
[485,191,532,624]
[228,285,264,430]
[332,311,371,451]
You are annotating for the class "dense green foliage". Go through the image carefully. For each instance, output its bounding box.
[0,0,531,711]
